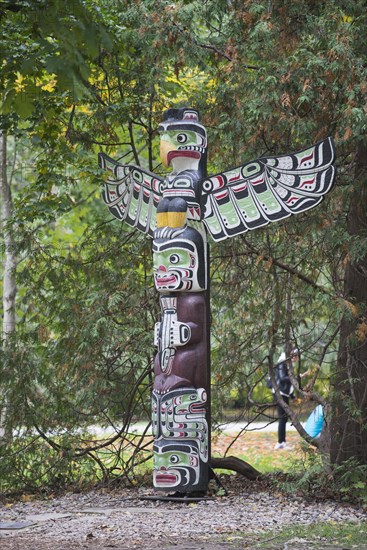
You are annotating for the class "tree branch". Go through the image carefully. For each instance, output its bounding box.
[231,237,331,294]
[172,22,259,70]
[210,456,262,480]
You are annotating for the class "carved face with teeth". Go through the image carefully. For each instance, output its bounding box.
[158,108,207,175]
[153,239,199,292]
[153,226,207,292]
[153,441,201,488]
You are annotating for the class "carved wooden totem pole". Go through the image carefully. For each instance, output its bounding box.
[99,107,335,495]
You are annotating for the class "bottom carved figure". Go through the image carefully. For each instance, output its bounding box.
[152,388,209,492]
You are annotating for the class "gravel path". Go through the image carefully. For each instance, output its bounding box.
[1,479,366,550]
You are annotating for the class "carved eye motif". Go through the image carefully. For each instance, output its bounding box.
[170,254,180,264]
[170,455,180,464]
[177,133,187,143]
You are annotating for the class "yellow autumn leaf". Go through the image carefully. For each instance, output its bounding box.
[14,72,26,92]
[79,105,93,115]
[41,79,57,92]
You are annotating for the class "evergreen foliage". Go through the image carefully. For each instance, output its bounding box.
[0,0,366,492]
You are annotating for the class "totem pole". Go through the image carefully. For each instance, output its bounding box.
[99,107,335,495]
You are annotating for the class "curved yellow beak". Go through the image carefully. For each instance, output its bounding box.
[160,138,176,168]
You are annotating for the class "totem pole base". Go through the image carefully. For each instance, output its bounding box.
[140,494,214,503]
[140,467,227,502]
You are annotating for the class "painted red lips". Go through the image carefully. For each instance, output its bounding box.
[156,275,177,286]
[155,472,178,485]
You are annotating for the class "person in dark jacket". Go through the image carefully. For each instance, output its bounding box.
[272,348,299,450]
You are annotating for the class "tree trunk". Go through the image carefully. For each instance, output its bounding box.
[0,131,16,442]
[330,141,367,464]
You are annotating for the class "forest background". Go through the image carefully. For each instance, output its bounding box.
[0,0,366,501]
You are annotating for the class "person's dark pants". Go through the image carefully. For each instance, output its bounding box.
[277,395,289,444]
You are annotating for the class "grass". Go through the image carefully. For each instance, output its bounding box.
[247,521,367,549]
[211,429,302,474]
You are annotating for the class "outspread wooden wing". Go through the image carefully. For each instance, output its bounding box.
[98,153,164,237]
[200,137,336,242]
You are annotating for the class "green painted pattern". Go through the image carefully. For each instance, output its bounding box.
[232,190,260,222]
[256,187,282,214]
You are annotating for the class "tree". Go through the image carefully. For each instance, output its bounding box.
[330,141,367,464]
[0,131,16,441]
